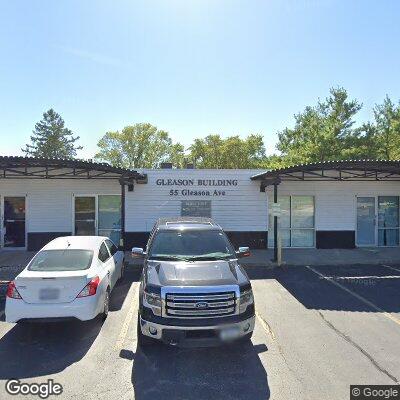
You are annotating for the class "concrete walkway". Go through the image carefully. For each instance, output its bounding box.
[242,247,400,267]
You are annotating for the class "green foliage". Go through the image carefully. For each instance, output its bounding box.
[372,96,400,159]
[93,89,400,170]
[276,87,362,165]
[275,89,400,165]
[22,109,82,158]
[188,134,266,169]
[95,123,184,169]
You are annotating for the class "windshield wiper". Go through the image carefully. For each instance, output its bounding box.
[150,255,189,261]
[187,254,232,261]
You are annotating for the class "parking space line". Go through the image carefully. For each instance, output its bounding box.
[382,265,400,274]
[306,265,400,327]
[115,283,139,351]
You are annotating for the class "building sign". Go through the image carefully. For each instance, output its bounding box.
[270,203,281,217]
[181,200,212,217]
[155,178,238,197]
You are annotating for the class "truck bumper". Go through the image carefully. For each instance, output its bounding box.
[139,315,255,347]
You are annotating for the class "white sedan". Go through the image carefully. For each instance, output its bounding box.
[5,236,125,323]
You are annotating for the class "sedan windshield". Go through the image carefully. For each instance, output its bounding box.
[28,249,94,271]
[149,230,235,260]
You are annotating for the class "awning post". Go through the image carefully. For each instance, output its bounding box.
[120,179,126,250]
[273,182,278,262]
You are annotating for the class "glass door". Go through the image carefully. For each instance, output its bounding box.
[3,196,26,248]
[98,195,121,245]
[74,195,121,243]
[378,196,399,246]
[74,196,96,235]
[356,197,376,246]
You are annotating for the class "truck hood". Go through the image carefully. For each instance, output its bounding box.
[145,259,250,287]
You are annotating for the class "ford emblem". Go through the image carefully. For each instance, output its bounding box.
[196,302,209,309]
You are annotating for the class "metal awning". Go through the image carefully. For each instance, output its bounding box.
[251,160,400,262]
[0,156,147,183]
[251,160,400,186]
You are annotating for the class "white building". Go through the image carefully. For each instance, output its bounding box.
[0,157,399,251]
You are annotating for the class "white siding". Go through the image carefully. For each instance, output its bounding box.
[267,180,400,231]
[0,179,120,233]
[125,169,268,232]
[3,170,400,237]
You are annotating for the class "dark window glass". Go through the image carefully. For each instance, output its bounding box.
[98,243,110,262]
[28,250,93,271]
[105,239,118,256]
[148,230,235,260]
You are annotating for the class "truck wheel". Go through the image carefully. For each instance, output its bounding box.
[137,314,154,347]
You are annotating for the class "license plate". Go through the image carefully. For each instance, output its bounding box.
[39,288,60,300]
[220,327,240,341]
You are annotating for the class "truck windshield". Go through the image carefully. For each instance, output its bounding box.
[149,230,235,260]
[28,249,94,271]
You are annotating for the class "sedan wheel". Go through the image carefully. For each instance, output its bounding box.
[102,290,110,320]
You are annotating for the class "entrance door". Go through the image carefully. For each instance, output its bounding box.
[74,196,96,235]
[356,197,376,246]
[3,196,26,248]
[74,195,121,242]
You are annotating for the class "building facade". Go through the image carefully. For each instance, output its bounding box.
[0,157,400,251]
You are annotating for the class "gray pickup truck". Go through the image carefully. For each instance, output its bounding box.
[133,217,255,347]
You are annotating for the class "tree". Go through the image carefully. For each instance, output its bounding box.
[347,122,381,160]
[22,109,82,158]
[276,87,362,165]
[372,96,400,159]
[95,123,184,168]
[188,134,267,169]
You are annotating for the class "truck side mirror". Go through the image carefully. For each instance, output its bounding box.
[132,247,146,257]
[236,246,251,258]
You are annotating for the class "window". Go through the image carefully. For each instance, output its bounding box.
[378,196,399,246]
[29,250,93,271]
[105,239,118,256]
[181,200,211,217]
[148,230,235,260]
[98,242,111,262]
[269,195,315,247]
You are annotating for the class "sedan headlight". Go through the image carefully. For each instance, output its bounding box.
[143,291,162,316]
[239,289,254,313]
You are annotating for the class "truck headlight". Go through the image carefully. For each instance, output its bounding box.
[143,292,162,316]
[239,289,254,313]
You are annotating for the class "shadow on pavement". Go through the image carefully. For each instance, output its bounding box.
[246,264,400,313]
[0,318,103,379]
[131,341,270,400]
[0,267,140,379]
[109,267,141,311]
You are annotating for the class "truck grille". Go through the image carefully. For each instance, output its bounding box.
[165,292,236,318]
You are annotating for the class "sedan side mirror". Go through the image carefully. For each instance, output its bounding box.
[132,247,146,257]
[236,246,251,258]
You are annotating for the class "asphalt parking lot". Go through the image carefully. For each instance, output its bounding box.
[0,263,399,400]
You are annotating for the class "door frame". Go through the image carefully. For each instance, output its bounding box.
[1,194,28,250]
[355,195,400,247]
[355,195,377,247]
[72,194,121,238]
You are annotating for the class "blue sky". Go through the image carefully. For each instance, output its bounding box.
[1,0,399,158]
